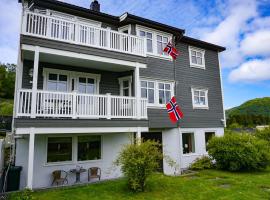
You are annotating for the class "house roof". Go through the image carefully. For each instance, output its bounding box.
[19,0,226,52]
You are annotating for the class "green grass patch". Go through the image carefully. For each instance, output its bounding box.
[0,98,13,116]
[9,168,270,200]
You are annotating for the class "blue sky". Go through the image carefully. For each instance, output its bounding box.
[0,0,270,109]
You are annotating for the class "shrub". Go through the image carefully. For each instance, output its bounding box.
[189,156,214,170]
[255,128,270,145]
[208,133,270,171]
[115,140,163,192]
[15,189,35,200]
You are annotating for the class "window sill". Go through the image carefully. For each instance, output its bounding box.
[44,161,74,167]
[77,159,102,164]
[147,104,167,109]
[193,106,209,110]
[190,64,205,70]
[182,153,200,157]
[147,53,172,61]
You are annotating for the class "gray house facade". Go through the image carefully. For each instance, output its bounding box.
[14,0,225,189]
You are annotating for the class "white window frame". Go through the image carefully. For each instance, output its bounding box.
[136,25,172,60]
[118,25,132,34]
[191,87,209,109]
[45,134,103,166]
[43,68,101,94]
[141,78,174,108]
[182,132,196,155]
[189,46,205,69]
[118,76,132,96]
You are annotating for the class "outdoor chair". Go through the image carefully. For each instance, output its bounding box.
[88,167,101,181]
[51,170,68,186]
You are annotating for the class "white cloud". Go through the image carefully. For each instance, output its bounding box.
[241,30,270,56]
[229,58,270,82]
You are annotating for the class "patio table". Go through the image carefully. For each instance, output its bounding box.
[69,168,86,183]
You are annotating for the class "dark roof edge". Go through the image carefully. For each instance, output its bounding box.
[181,36,226,52]
[120,13,185,36]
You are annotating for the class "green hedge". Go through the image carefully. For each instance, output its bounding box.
[208,133,270,171]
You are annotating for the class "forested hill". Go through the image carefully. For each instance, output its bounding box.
[226,97,270,127]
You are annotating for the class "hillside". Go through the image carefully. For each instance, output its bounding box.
[226,97,270,117]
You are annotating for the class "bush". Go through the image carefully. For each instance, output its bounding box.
[14,189,35,200]
[115,140,163,192]
[189,156,214,170]
[255,128,270,145]
[208,133,270,171]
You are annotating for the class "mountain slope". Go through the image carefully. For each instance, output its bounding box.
[226,97,270,117]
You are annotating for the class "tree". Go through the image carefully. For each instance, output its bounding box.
[115,140,163,192]
[0,63,16,99]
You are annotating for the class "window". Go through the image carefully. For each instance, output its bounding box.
[140,30,153,53]
[141,79,174,106]
[141,80,155,104]
[191,88,208,109]
[189,47,205,69]
[119,76,132,97]
[78,136,101,161]
[182,133,195,154]
[157,35,168,55]
[158,83,171,104]
[47,137,72,163]
[47,73,68,92]
[205,132,215,151]
[78,77,95,94]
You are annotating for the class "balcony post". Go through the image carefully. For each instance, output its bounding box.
[134,64,141,119]
[143,37,147,57]
[136,127,142,145]
[27,128,35,189]
[72,90,77,119]
[30,46,39,118]
[106,27,111,49]
[106,93,111,119]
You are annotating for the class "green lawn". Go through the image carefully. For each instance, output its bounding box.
[10,168,270,200]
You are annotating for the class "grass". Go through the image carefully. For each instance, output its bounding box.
[0,98,13,116]
[9,168,270,200]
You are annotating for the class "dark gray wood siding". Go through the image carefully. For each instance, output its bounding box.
[20,35,224,129]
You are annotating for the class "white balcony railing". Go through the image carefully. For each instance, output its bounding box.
[22,11,146,56]
[16,89,148,119]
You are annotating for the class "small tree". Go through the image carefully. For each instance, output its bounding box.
[115,140,163,192]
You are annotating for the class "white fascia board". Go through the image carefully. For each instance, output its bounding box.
[21,44,147,69]
[15,127,149,135]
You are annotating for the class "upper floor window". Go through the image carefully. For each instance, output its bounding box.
[78,77,95,94]
[141,79,174,107]
[47,73,68,92]
[139,31,153,53]
[119,76,132,97]
[189,46,205,69]
[157,35,169,55]
[191,88,208,109]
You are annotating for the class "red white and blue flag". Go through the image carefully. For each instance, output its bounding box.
[163,42,179,60]
[166,96,184,123]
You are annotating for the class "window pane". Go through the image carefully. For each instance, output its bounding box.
[79,77,86,83]
[182,133,195,154]
[200,91,205,97]
[139,31,145,37]
[194,90,200,96]
[78,83,86,93]
[58,82,67,92]
[165,91,171,103]
[59,75,67,82]
[194,96,200,104]
[159,90,165,104]
[86,84,95,94]
[197,52,202,57]
[157,35,162,41]
[165,84,170,90]
[47,137,72,163]
[147,39,153,52]
[123,80,129,88]
[49,73,57,81]
[141,88,147,98]
[88,78,94,84]
[47,81,57,91]
[141,81,147,88]
[157,42,163,54]
[148,82,154,88]
[200,97,206,105]
[164,37,168,43]
[158,83,164,90]
[147,32,152,39]
[191,56,197,64]
[78,136,101,161]
[197,57,202,65]
[148,89,154,103]
[191,50,196,56]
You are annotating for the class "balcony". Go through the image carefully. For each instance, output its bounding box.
[21,11,146,57]
[16,89,147,119]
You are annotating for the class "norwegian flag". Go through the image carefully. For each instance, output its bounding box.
[163,42,179,60]
[166,96,184,123]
